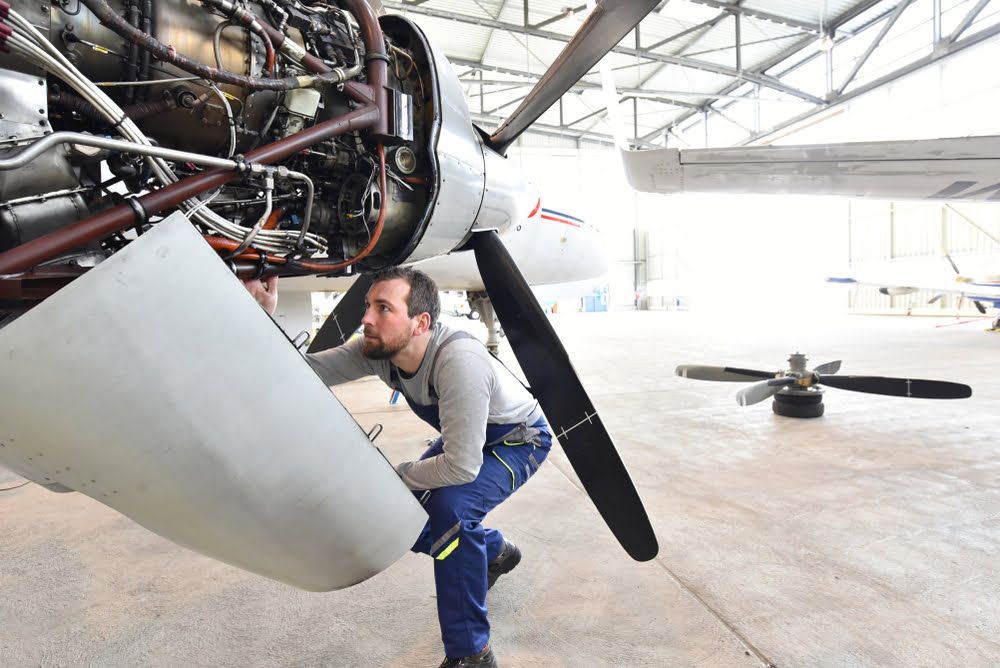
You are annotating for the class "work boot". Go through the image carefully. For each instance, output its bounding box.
[487,540,521,590]
[438,645,498,667]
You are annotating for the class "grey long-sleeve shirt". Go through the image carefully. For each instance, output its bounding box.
[306,322,541,490]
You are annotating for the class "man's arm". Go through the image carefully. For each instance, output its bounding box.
[242,277,374,386]
[395,348,493,489]
[305,337,376,386]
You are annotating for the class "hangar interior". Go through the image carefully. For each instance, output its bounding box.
[2,1,1000,667]
[382,0,1000,317]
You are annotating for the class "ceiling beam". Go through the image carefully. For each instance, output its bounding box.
[457,74,768,105]
[530,4,586,30]
[638,0,885,142]
[381,1,824,104]
[469,112,659,148]
[688,0,825,34]
[835,0,914,95]
[739,20,1000,145]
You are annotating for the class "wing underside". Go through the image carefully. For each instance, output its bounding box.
[622,136,1000,202]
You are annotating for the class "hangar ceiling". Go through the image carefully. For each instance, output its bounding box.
[381,0,1000,148]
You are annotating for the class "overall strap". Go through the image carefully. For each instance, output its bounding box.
[427,331,478,401]
[389,330,477,403]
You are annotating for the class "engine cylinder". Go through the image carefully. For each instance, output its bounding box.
[56,0,269,154]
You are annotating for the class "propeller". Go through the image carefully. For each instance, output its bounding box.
[307,273,375,353]
[678,352,971,410]
[943,253,988,314]
[472,231,657,562]
[486,0,661,154]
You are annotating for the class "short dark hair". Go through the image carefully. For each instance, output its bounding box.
[371,267,440,325]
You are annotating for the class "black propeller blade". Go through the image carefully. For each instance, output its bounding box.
[487,0,660,154]
[307,273,375,353]
[471,231,658,562]
[817,374,972,399]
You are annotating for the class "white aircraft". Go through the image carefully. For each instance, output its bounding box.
[0,0,663,592]
[827,255,1000,331]
[2,0,1000,592]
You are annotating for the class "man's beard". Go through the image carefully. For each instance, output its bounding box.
[362,329,411,360]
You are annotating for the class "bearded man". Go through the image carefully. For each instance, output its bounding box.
[245,267,551,668]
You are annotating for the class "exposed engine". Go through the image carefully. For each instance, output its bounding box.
[0,0,446,316]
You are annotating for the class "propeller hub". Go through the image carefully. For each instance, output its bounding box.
[787,352,808,373]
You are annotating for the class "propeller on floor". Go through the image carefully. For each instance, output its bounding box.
[678,353,971,410]
[472,231,657,561]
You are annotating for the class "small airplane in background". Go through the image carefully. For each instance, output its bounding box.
[827,254,1000,332]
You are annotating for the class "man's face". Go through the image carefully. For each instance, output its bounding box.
[360,279,419,359]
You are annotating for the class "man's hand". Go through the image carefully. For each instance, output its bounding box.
[243,275,278,315]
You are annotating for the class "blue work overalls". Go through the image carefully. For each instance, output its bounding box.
[391,338,552,658]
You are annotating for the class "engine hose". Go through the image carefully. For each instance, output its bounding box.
[80,0,336,91]
[48,90,105,123]
[49,90,178,123]
[124,0,140,103]
[138,0,152,100]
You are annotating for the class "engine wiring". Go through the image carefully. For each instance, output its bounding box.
[6,6,328,255]
[0,0,427,289]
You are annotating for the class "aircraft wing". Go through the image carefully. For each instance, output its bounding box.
[827,276,1000,305]
[621,136,1000,202]
[0,213,427,592]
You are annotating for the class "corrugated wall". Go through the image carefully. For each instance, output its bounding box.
[847,201,1000,315]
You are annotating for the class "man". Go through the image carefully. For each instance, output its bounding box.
[245,269,551,668]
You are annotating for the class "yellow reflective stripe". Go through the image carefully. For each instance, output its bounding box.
[435,537,460,560]
[492,450,516,490]
[503,439,525,446]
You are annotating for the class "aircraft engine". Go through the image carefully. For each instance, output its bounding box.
[0,1,519,319]
[879,287,919,296]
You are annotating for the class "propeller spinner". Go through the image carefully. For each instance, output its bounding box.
[677,353,971,418]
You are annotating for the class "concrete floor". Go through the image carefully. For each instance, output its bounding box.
[2,310,999,667]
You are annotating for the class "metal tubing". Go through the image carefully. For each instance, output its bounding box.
[0,132,240,171]
[257,4,385,117]
[0,105,378,276]
[341,0,389,137]
[79,0,328,91]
